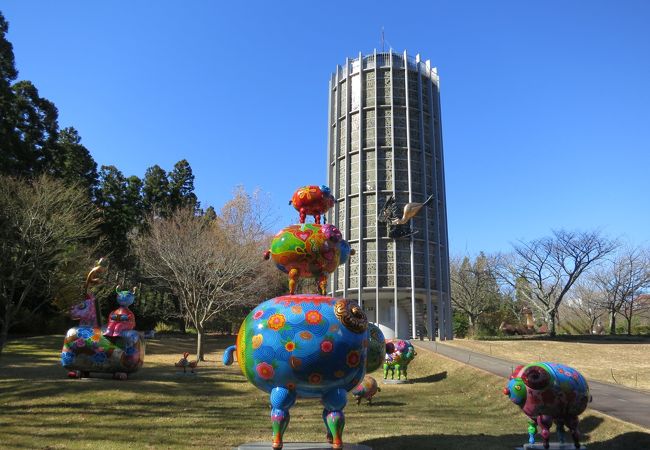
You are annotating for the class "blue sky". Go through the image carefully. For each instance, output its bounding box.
[3,1,649,255]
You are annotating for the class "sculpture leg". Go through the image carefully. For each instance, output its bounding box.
[322,408,333,444]
[556,419,566,444]
[527,419,537,445]
[270,387,296,450]
[383,363,388,379]
[315,214,321,224]
[537,415,553,449]
[566,415,581,449]
[322,388,347,450]
[396,364,402,380]
[288,269,299,295]
[317,273,328,295]
[299,210,306,224]
[402,365,408,380]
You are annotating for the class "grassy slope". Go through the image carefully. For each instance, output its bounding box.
[446,338,650,391]
[0,335,648,449]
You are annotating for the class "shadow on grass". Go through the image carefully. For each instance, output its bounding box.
[363,400,407,407]
[410,371,447,384]
[360,431,650,450]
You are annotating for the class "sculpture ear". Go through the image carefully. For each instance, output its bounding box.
[521,365,550,389]
[510,364,525,380]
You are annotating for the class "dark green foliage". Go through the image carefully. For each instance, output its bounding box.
[50,127,98,198]
[168,159,198,211]
[95,165,143,268]
[143,164,170,215]
[453,311,470,338]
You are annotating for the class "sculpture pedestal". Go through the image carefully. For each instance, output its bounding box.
[517,444,586,450]
[382,379,411,385]
[235,443,372,450]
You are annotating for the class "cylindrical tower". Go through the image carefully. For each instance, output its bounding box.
[327,50,452,340]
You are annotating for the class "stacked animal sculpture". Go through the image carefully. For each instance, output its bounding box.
[351,375,381,405]
[224,185,384,450]
[383,339,416,380]
[264,223,353,295]
[504,362,591,449]
[61,260,144,380]
[289,185,335,224]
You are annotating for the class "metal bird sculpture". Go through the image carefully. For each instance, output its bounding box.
[390,195,434,225]
[378,194,433,239]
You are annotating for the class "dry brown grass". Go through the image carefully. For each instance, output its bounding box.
[447,338,650,390]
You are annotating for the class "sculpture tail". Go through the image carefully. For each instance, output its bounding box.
[223,345,237,365]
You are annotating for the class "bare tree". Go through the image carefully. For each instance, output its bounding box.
[0,175,101,355]
[560,282,607,334]
[133,188,273,360]
[450,252,501,332]
[594,247,650,335]
[497,230,617,336]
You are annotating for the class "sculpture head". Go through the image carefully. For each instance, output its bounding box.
[115,286,136,307]
[70,295,97,326]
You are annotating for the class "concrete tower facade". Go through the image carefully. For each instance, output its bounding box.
[327,50,453,340]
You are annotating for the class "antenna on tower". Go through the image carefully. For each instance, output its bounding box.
[381,26,385,52]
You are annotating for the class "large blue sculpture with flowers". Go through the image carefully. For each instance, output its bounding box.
[224,185,384,450]
[61,259,144,380]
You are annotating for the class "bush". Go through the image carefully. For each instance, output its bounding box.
[154,322,180,334]
[453,312,469,338]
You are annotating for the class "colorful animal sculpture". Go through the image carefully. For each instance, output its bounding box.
[70,294,98,327]
[223,293,383,450]
[290,185,335,224]
[263,223,354,295]
[504,362,591,449]
[383,339,416,380]
[351,375,381,405]
[104,286,136,337]
[365,323,386,373]
[175,352,198,373]
[61,266,144,380]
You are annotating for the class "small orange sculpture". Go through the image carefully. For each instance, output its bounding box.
[175,352,198,373]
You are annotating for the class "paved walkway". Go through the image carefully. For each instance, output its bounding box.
[414,340,650,430]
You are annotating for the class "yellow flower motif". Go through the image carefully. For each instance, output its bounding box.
[252,334,263,349]
[268,313,286,331]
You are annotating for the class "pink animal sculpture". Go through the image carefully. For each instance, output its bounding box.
[70,294,98,327]
[351,375,381,405]
[504,362,591,448]
[289,185,336,224]
[104,286,136,337]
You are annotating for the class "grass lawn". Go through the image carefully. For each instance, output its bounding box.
[0,334,649,449]
[446,337,650,391]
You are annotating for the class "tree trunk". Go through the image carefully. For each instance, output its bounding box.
[626,317,633,336]
[196,324,205,362]
[609,308,617,335]
[0,324,8,356]
[546,310,557,337]
[0,306,13,356]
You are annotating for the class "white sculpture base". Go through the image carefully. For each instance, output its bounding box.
[235,444,372,450]
[517,443,586,450]
[382,379,411,385]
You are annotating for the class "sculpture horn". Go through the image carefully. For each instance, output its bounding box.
[83,257,106,295]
